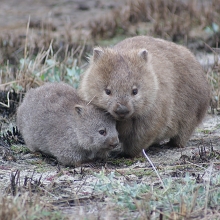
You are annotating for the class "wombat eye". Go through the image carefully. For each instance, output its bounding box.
[132,88,138,95]
[99,129,106,136]
[105,89,111,95]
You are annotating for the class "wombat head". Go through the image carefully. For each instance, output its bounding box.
[80,47,159,120]
[74,104,119,151]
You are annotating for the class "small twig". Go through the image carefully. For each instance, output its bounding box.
[75,175,88,194]
[142,149,165,189]
[40,187,59,200]
[142,149,174,212]
[24,16,30,60]
[87,95,96,105]
[115,169,131,181]
[204,42,218,57]
[37,63,57,76]
[28,178,32,199]
[37,174,42,186]
[0,80,24,87]
[204,162,213,217]
[30,170,35,181]
[189,186,199,213]
[0,91,10,108]
[185,160,206,170]
[78,38,87,66]
[15,170,21,188]
[10,170,20,196]
[153,208,174,220]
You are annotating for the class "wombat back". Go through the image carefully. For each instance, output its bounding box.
[17,82,119,166]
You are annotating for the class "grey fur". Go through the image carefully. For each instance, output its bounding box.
[17,82,119,166]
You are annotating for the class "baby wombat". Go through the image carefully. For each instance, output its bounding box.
[78,35,211,157]
[16,82,119,166]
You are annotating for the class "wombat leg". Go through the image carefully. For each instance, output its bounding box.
[172,120,201,148]
[109,144,137,158]
[110,151,136,158]
[149,143,162,148]
[168,129,194,148]
[166,137,184,148]
[109,148,127,158]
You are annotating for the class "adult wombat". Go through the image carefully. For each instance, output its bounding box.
[17,82,119,166]
[78,35,211,157]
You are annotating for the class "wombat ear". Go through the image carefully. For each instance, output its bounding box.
[138,49,148,61]
[93,47,104,62]
[75,105,84,116]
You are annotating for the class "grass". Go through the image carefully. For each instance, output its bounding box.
[0,193,66,220]
[94,169,220,219]
[90,0,220,43]
[0,139,220,219]
[1,155,219,220]
[1,41,85,92]
[10,145,30,154]
[0,0,219,102]
[0,169,67,220]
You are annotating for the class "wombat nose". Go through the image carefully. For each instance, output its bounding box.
[109,137,119,149]
[115,104,129,117]
[109,142,119,149]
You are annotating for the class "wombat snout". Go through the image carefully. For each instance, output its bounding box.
[108,137,119,149]
[114,103,129,118]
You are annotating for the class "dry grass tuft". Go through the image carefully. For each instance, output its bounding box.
[0,37,88,91]
[206,48,220,110]
[0,18,91,67]
[89,0,220,44]
[1,0,220,95]
[0,169,67,220]
[0,193,66,220]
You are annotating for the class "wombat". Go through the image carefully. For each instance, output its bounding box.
[78,35,211,157]
[16,82,119,166]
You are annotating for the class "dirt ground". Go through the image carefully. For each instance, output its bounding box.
[0,0,220,218]
[0,113,219,217]
[0,0,126,34]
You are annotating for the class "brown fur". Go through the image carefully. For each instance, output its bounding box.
[17,82,119,166]
[78,35,211,157]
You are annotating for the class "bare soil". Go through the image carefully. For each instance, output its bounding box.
[0,113,219,218]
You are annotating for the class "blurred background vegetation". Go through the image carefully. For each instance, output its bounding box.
[0,0,219,89]
[0,0,219,115]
